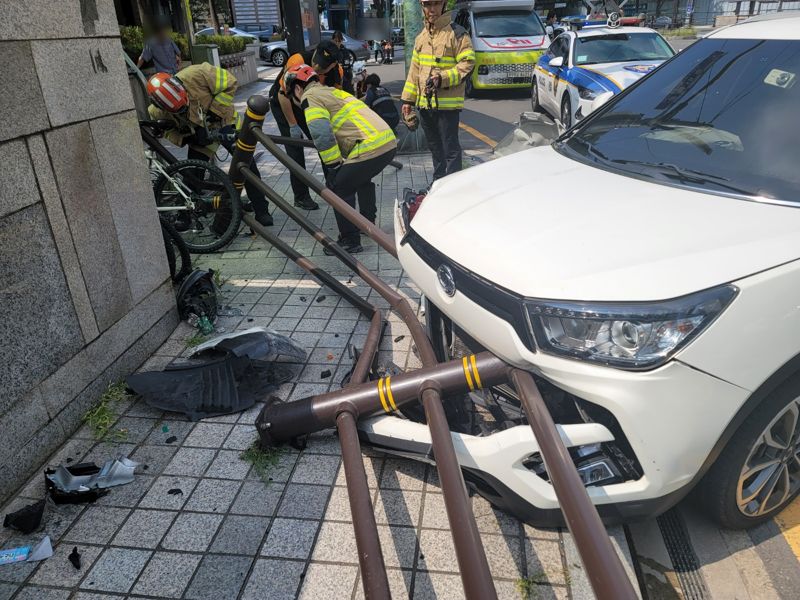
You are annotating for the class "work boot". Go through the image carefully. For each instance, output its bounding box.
[255,212,274,227]
[324,236,363,256]
[294,195,320,210]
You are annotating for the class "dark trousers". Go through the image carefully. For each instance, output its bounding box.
[419,109,462,181]
[332,149,396,243]
[188,125,270,220]
[269,94,313,203]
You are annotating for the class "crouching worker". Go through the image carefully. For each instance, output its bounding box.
[285,64,397,255]
[146,64,273,227]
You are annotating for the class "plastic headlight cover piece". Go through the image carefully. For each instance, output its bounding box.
[526,285,737,369]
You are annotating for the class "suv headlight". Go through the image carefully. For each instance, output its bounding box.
[525,285,737,369]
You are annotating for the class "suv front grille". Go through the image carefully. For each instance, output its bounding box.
[403,228,536,352]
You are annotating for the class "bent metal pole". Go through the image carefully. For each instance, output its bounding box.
[510,370,639,600]
[231,100,391,599]
[240,94,498,600]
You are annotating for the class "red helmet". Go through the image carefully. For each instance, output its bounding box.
[284,64,318,94]
[147,73,189,113]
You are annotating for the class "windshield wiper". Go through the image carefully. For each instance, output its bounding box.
[610,159,759,195]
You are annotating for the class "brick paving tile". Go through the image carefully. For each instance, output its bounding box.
[131,551,202,598]
[80,547,151,593]
[161,512,223,552]
[111,508,177,549]
[183,554,252,600]
[241,558,305,600]
[184,478,243,513]
[210,514,270,555]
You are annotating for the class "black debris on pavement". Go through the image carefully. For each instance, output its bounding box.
[247,318,254,322]
[320,370,331,379]
[300,296,307,302]
[68,547,81,569]
[3,499,45,534]
[315,295,326,303]
[167,488,183,496]
[165,436,178,444]
[394,335,405,343]
[334,334,339,338]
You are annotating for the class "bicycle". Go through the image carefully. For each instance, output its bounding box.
[140,120,243,253]
[159,215,192,282]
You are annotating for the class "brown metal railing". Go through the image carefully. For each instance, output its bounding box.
[228,94,638,600]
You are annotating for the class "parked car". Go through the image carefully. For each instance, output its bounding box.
[195,26,256,40]
[392,27,405,44]
[392,13,800,529]
[652,15,673,28]
[260,31,370,66]
[532,26,674,127]
[320,30,370,63]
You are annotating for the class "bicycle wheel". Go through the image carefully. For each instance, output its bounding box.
[153,159,242,253]
[160,217,192,282]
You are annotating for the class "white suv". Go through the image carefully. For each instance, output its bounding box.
[389,13,800,528]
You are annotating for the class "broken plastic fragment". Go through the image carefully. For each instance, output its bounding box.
[315,296,326,303]
[167,488,183,496]
[320,370,331,379]
[3,499,45,534]
[68,547,81,570]
[45,457,137,503]
[26,536,52,562]
[127,328,307,421]
[165,436,178,444]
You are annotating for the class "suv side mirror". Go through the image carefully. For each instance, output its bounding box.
[549,56,564,68]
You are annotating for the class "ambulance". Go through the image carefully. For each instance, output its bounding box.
[454,0,548,96]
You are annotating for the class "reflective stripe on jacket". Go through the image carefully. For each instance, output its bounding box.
[301,82,397,166]
[401,12,475,110]
[148,62,237,154]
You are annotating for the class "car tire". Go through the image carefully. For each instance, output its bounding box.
[696,374,800,529]
[271,49,288,67]
[560,95,572,129]
[531,77,541,112]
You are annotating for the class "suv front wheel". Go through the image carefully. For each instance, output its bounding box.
[698,375,800,529]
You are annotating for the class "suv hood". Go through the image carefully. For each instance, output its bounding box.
[410,147,800,301]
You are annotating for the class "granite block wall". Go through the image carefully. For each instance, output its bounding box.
[0,0,178,502]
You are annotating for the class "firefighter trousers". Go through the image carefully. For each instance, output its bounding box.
[332,148,397,244]
[419,109,462,181]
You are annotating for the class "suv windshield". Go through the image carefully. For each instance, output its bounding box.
[574,32,674,65]
[561,38,800,204]
[474,10,545,37]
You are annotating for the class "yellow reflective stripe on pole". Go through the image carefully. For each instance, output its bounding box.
[462,356,475,391]
[470,354,483,389]
[377,378,391,413]
[236,139,255,151]
[319,145,342,163]
[385,376,398,411]
[305,107,331,122]
[245,108,265,120]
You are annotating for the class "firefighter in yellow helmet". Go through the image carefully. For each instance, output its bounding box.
[401,0,475,182]
[285,64,397,255]
[147,63,273,226]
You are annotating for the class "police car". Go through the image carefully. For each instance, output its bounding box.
[532,25,674,127]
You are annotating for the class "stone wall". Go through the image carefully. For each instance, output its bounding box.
[0,0,178,502]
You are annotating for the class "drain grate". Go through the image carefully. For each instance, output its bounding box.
[657,509,711,599]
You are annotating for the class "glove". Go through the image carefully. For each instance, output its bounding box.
[185,126,211,147]
[289,124,303,139]
[402,105,419,131]
[325,164,341,189]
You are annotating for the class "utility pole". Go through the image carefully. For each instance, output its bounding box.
[208,0,221,32]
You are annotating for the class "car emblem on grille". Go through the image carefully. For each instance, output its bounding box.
[437,264,456,297]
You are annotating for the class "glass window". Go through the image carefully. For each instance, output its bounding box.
[560,38,800,204]
[473,10,545,37]
[573,33,674,65]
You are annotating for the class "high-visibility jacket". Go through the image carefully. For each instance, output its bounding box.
[301,81,397,166]
[148,62,237,154]
[401,12,475,110]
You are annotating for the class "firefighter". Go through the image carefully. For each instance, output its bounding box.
[146,64,273,226]
[284,64,397,255]
[401,0,475,182]
[268,41,346,211]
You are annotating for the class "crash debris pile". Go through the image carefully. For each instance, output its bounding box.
[493,111,560,158]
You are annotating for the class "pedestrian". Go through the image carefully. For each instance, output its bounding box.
[382,39,394,64]
[268,40,345,211]
[401,0,475,182]
[146,64,273,226]
[284,64,397,255]
[363,74,399,130]
[545,11,557,39]
[137,21,182,75]
[372,39,384,63]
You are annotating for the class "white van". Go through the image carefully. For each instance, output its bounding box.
[454,0,548,96]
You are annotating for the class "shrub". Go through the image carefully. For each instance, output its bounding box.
[196,34,253,55]
[170,32,190,59]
